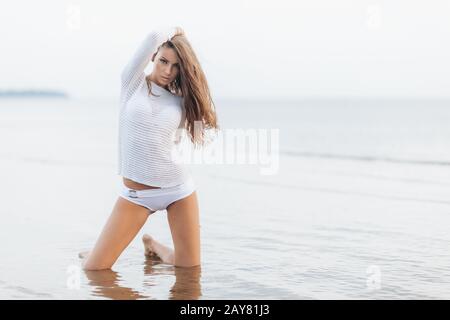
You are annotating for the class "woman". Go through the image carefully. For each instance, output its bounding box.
[81,26,219,270]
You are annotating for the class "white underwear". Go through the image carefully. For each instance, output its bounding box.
[118,177,196,215]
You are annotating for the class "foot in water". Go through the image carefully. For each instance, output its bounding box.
[142,234,162,260]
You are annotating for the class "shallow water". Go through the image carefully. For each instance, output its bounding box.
[0,97,449,299]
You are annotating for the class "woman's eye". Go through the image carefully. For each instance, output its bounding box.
[160,60,167,64]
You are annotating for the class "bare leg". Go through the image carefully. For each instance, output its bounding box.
[166,191,201,267]
[82,197,150,270]
[142,234,174,265]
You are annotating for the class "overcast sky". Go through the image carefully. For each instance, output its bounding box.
[1,0,449,100]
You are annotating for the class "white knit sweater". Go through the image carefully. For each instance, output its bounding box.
[117,27,191,187]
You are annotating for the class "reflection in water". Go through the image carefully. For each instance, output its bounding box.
[168,264,202,300]
[84,269,147,300]
[83,258,202,300]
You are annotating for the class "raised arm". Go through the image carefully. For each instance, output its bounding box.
[120,26,178,94]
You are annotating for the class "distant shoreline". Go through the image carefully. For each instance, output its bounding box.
[0,90,68,98]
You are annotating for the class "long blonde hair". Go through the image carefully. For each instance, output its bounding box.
[148,31,219,148]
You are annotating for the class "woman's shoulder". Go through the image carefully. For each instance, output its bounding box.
[171,93,184,105]
[163,93,184,112]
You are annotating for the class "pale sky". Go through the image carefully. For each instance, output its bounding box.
[1,0,449,100]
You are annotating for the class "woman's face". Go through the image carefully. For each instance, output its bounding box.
[151,47,180,86]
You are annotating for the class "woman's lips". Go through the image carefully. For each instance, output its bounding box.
[162,76,170,81]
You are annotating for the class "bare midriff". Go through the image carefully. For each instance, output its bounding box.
[122,177,162,190]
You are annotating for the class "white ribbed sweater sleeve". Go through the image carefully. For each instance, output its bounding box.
[120,27,177,102]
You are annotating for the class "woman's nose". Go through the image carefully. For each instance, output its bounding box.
[164,65,173,75]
